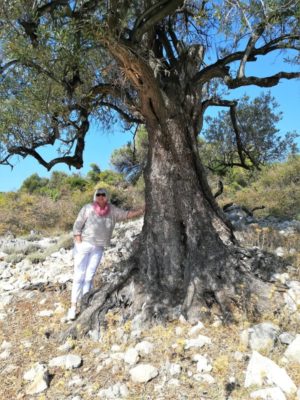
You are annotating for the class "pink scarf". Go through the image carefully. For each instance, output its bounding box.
[93,202,110,216]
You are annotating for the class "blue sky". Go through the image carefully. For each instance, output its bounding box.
[0,54,299,192]
[0,123,133,192]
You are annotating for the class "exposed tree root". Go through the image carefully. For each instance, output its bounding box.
[60,243,288,342]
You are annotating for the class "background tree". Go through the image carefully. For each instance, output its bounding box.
[0,1,299,338]
[20,173,49,194]
[201,93,299,175]
[87,163,101,184]
[111,127,148,183]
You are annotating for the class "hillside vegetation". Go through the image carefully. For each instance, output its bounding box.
[0,156,299,236]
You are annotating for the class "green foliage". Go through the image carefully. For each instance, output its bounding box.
[97,170,126,186]
[202,93,299,173]
[87,163,101,184]
[0,165,139,235]
[110,127,148,183]
[20,174,49,194]
[232,155,300,219]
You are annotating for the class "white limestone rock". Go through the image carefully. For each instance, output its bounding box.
[188,321,204,336]
[284,281,300,312]
[58,341,75,352]
[129,364,159,383]
[193,373,215,384]
[1,340,12,350]
[248,323,280,352]
[185,335,212,349]
[24,363,47,381]
[194,355,212,373]
[250,387,286,400]
[245,351,296,395]
[49,354,82,369]
[98,383,129,398]
[275,247,285,257]
[166,362,181,376]
[23,362,49,395]
[167,378,180,386]
[135,340,154,355]
[279,332,295,345]
[0,349,10,360]
[124,348,139,365]
[284,334,300,364]
[37,309,54,317]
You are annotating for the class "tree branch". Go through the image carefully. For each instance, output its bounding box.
[0,60,19,75]
[201,99,237,113]
[36,0,70,15]
[99,101,143,124]
[132,0,184,42]
[229,104,248,168]
[226,71,300,89]
[237,25,265,78]
[6,145,84,170]
[193,34,300,85]
[157,28,177,66]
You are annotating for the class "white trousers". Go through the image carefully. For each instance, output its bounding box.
[71,241,104,305]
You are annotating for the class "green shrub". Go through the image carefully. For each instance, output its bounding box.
[27,252,47,264]
[6,253,25,264]
[233,155,300,219]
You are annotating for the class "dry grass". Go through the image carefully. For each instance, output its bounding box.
[0,228,300,399]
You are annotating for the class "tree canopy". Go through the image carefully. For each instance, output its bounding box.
[202,92,299,174]
[0,0,299,170]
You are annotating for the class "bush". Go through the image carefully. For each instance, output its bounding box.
[232,155,300,219]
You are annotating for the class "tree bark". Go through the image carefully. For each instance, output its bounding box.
[61,100,286,341]
[60,47,287,341]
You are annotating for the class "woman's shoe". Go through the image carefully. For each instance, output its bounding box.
[66,307,76,320]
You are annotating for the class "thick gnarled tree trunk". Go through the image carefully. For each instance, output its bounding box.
[61,97,285,341]
[137,111,235,318]
[60,40,288,340]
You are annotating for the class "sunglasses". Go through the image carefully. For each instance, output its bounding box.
[96,193,106,197]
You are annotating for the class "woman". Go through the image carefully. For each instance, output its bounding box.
[67,188,144,320]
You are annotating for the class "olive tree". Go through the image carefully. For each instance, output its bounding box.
[0,0,299,338]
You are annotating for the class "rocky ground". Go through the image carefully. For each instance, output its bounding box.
[0,210,300,400]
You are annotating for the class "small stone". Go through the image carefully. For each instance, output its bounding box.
[1,340,12,350]
[188,321,204,336]
[124,348,139,365]
[111,344,121,352]
[175,326,184,336]
[129,364,159,383]
[1,364,17,374]
[275,247,285,257]
[279,332,295,345]
[37,309,54,317]
[0,349,10,360]
[248,323,280,352]
[284,334,300,364]
[58,341,75,352]
[168,378,180,386]
[135,340,154,355]
[195,355,212,373]
[68,375,84,387]
[49,354,82,369]
[23,363,49,395]
[193,373,215,384]
[250,387,286,400]
[234,351,244,361]
[168,363,181,376]
[185,335,211,349]
[245,351,296,395]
